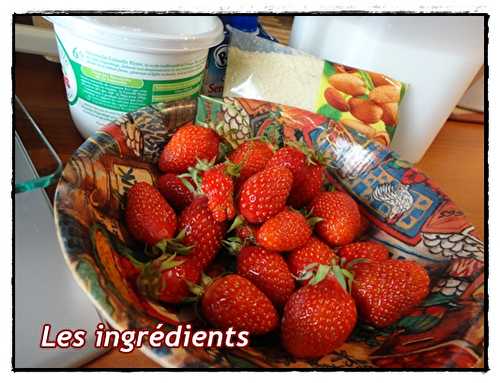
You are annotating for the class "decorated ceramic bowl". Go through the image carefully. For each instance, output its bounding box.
[54,96,484,369]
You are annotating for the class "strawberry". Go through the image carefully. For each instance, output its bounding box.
[238,166,293,224]
[200,162,237,222]
[136,254,201,304]
[159,123,220,173]
[310,191,361,246]
[201,274,279,335]
[256,209,313,252]
[236,246,295,306]
[288,236,337,280]
[125,182,177,246]
[350,259,430,328]
[228,140,274,180]
[281,276,357,359]
[235,224,256,244]
[338,241,389,263]
[178,196,225,269]
[266,146,306,177]
[157,173,194,212]
[288,164,325,208]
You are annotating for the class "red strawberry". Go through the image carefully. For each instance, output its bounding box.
[237,246,295,306]
[266,146,306,177]
[159,123,220,173]
[137,255,200,304]
[178,196,225,269]
[310,191,361,246]
[201,162,237,222]
[281,276,357,359]
[256,209,312,252]
[228,140,274,180]
[125,182,177,246]
[201,274,279,335]
[238,166,293,224]
[288,237,337,280]
[338,241,389,263]
[157,173,194,211]
[288,164,325,208]
[350,259,430,328]
[235,224,256,244]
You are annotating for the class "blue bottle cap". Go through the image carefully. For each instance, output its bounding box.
[224,16,259,33]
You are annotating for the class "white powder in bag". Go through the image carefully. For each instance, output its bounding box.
[224,46,324,111]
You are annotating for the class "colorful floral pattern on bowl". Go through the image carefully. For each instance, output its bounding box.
[54,96,484,368]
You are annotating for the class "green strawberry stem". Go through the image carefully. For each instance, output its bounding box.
[293,262,319,282]
[187,272,213,297]
[307,216,323,227]
[179,167,203,195]
[194,158,216,172]
[290,207,323,228]
[341,268,354,292]
[227,215,245,233]
[224,160,241,177]
[201,272,213,286]
[153,228,193,257]
[299,259,354,293]
[178,175,196,194]
[309,264,331,286]
[186,280,205,297]
[136,253,189,301]
[181,159,241,199]
[222,236,243,255]
[158,253,186,271]
[197,157,241,178]
[331,265,348,291]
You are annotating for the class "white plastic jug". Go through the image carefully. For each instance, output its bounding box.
[289,16,484,163]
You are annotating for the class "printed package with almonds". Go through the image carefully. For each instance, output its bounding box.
[223,28,408,146]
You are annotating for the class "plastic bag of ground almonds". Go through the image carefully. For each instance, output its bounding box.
[223,28,407,145]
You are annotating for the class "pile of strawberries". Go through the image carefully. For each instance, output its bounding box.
[125,122,430,359]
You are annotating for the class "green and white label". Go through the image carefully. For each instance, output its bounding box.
[73,65,204,112]
[54,30,208,136]
[60,49,204,112]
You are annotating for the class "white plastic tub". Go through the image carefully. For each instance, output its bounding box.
[46,16,224,138]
